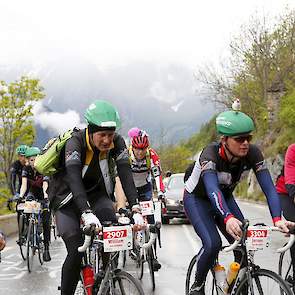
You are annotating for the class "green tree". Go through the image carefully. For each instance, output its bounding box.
[159,145,193,173]
[0,76,45,187]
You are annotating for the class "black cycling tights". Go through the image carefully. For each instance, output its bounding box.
[61,234,84,295]
[56,196,117,295]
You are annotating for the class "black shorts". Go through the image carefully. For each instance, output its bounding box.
[55,196,116,240]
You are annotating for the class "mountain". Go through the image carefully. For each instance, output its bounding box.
[0,58,215,147]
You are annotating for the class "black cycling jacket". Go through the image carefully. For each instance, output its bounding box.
[49,128,138,211]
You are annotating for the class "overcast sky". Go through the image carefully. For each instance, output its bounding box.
[1,0,295,70]
[2,0,295,140]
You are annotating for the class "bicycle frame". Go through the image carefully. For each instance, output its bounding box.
[217,220,294,294]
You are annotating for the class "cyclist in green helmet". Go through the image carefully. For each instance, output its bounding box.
[19,146,51,262]
[183,101,295,295]
[49,100,139,294]
[10,145,28,195]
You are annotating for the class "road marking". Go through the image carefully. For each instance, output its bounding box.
[182,224,200,251]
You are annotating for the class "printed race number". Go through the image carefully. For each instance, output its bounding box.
[246,226,271,251]
[139,201,154,216]
[103,225,132,253]
[103,229,127,240]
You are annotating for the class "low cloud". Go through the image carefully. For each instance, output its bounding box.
[33,101,86,136]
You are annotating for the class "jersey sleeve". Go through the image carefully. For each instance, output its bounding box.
[186,144,233,222]
[247,144,267,173]
[22,166,30,178]
[149,148,165,193]
[10,162,18,195]
[199,144,219,175]
[64,135,90,212]
[112,134,138,207]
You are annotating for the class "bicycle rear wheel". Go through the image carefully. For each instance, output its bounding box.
[235,268,293,295]
[185,255,218,295]
[100,270,144,295]
[26,219,35,273]
[279,248,294,291]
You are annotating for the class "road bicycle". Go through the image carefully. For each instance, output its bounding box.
[185,219,294,295]
[131,211,161,291]
[24,198,47,273]
[74,218,145,295]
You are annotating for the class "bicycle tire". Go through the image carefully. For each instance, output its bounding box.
[185,255,218,295]
[134,243,144,280]
[99,269,144,295]
[279,248,294,290]
[18,214,26,261]
[147,246,156,291]
[122,250,127,268]
[235,268,293,295]
[26,219,34,273]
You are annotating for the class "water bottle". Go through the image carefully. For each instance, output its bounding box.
[224,262,240,293]
[82,264,95,295]
[214,263,228,294]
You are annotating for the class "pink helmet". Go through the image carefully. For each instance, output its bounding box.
[128,127,141,139]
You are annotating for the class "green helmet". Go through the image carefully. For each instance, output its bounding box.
[16,144,28,156]
[25,147,41,158]
[216,111,255,136]
[84,100,121,129]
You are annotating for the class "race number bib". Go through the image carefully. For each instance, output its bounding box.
[23,201,41,214]
[139,201,154,216]
[103,225,133,252]
[16,203,25,211]
[246,226,271,251]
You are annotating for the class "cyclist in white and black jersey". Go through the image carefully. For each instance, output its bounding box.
[184,106,294,295]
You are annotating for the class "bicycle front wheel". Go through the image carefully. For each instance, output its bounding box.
[235,268,293,295]
[26,219,35,273]
[101,270,144,295]
[185,255,218,295]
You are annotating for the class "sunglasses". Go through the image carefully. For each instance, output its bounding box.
[231,135,252,143]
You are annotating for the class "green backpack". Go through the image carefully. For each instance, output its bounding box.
[34,128,78,176]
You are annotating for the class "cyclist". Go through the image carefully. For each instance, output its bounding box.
[10,145,28,195]
[128,127,165,271]
[19,146,51,262]
[11,145,28,242]
[183,107,294,295]
[49,100,139,295]
[276,144,295,283]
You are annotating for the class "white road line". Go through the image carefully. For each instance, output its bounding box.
[182,224,200,251]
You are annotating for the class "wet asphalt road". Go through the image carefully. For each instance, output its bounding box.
[0,200,290,295]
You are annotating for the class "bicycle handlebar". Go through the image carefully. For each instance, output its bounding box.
[224,225,295,253]
[142,232,157,249]
[78,234,92,252]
